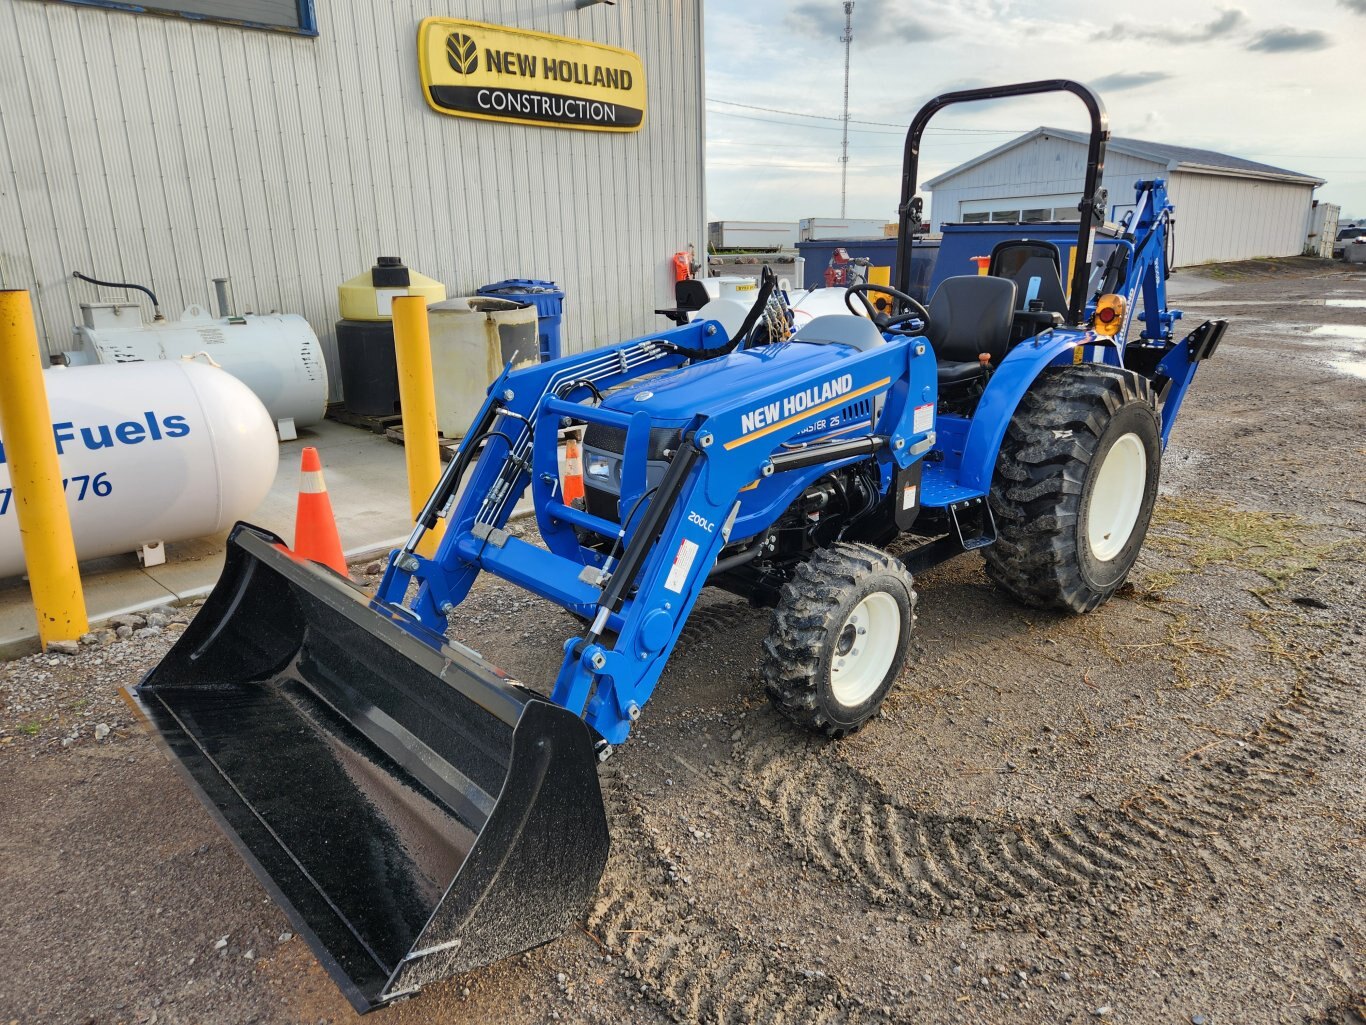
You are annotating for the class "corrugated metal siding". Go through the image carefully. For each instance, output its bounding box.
[0,0,704,394]
[1164,172,1313,265]
[926,134,1315,266]
[927,134,1162,230]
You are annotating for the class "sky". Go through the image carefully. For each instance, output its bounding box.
[703,0,1366,225]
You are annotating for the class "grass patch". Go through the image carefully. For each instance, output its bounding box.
[1145,497,1347,599]
[18,722,41,736]
[1133,499,1357,699]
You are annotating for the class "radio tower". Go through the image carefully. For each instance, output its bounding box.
[839,1,854,217]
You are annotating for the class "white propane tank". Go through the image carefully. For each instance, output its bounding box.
[64,302,328,439]
[0,361,279,579]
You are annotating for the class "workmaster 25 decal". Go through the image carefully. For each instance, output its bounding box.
[418,18,646,132]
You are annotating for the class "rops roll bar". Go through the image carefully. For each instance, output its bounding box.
[894,79,1109,326]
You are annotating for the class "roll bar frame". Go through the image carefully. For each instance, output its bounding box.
[894,79,1110,326]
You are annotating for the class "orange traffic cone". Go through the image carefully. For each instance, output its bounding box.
[293,446,347,575]
[563,436,586,507]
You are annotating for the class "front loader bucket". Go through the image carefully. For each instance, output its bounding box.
[125,525,609,1012]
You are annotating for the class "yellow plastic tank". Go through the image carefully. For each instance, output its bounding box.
[337,257,446,322]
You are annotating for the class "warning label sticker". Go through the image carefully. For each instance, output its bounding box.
[664,538,698,593]
[913,403,933,434]
[901,484,918,511]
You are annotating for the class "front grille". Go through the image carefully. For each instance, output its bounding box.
[582,422,680,461]
[584,485,619,522]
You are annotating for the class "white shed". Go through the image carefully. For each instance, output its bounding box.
[0,0,705,390]
[924,128,1324,266]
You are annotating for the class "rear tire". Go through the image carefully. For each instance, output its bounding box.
[984,364,1161,613]
[761,543,917,738]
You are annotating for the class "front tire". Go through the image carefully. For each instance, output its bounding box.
[985,364,1161,613]
[761,543,917,737]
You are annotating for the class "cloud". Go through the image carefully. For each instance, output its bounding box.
[1116,6,1247,44]
[1247,27,1333,52]
[1340,0,1366,13]
[786,0,948,45]
[1090,71,1174,92]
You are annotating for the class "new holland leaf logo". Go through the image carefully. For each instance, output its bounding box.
[445,32,477,75]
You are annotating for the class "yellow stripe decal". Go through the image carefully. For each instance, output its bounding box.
[723,377,892,451]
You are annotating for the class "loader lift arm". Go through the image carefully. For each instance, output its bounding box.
[380,319,935,745]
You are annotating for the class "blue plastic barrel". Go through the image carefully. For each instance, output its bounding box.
[476,279,565,361]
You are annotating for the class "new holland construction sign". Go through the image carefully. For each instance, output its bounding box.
[418,18,646,132]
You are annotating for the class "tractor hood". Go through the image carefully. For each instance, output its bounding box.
[602,341,855,425]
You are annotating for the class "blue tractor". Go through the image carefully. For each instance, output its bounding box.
[128,81,1225,1011]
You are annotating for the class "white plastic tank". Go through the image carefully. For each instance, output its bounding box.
[428,296,539,438]
[0,360,279,579]
[695,276,761,303]
[64,302,328,438]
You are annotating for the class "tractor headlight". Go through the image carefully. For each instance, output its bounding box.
[1093,293,1126,336]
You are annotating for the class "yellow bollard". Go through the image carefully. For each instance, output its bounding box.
[391,296,445,558]
[0,290,89,646]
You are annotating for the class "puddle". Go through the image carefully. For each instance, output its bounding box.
[1308,324,1366,342]
[1186,298,1366,308]
[1231,322,1366,352]
[1329,356,1366,380]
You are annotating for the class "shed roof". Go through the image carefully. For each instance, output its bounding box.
[923,127,1325,189]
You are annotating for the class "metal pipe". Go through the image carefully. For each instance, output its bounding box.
[769,434,885,472]
[709,540,764,576]
[391,296,445,558]
[212,277,232,319]
[0,290,90,646]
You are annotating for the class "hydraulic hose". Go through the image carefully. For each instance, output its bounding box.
[662,266,778,361]
[72,271,161,315]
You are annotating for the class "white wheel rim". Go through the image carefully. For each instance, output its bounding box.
[829,592,900,707]
[1087,432,1147,562]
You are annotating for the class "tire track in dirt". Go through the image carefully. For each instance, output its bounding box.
[733,664,1351,920]
[588,765,886,1025]
[673,599,767,650]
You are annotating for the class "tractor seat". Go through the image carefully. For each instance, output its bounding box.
[791,314,886,352]
[924,275,1017,386]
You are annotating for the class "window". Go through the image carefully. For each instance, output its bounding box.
[961,212,990,223]
[989,210,1022,223]
[1021,209,1051,223]
[45,0,317,35]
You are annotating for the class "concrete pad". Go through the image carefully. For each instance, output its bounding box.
[0,419,457,657]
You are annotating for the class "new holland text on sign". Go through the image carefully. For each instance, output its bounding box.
[418,18,646,132]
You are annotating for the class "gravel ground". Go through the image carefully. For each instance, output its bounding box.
[1,257,1362,1025]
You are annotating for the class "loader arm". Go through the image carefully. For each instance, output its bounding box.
[379,326,935,745]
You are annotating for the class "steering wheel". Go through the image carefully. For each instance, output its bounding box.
[844,282,931,335]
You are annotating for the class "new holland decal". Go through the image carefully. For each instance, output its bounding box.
[727,374,891,450]
[418,18,646,132]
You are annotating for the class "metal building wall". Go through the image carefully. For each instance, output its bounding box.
[927,134,1162,232]
[927,134,1316,266]
[0,0,705,392]
[1164,172,1313,265]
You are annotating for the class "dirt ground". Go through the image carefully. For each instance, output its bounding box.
[1,257,1363,1025]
